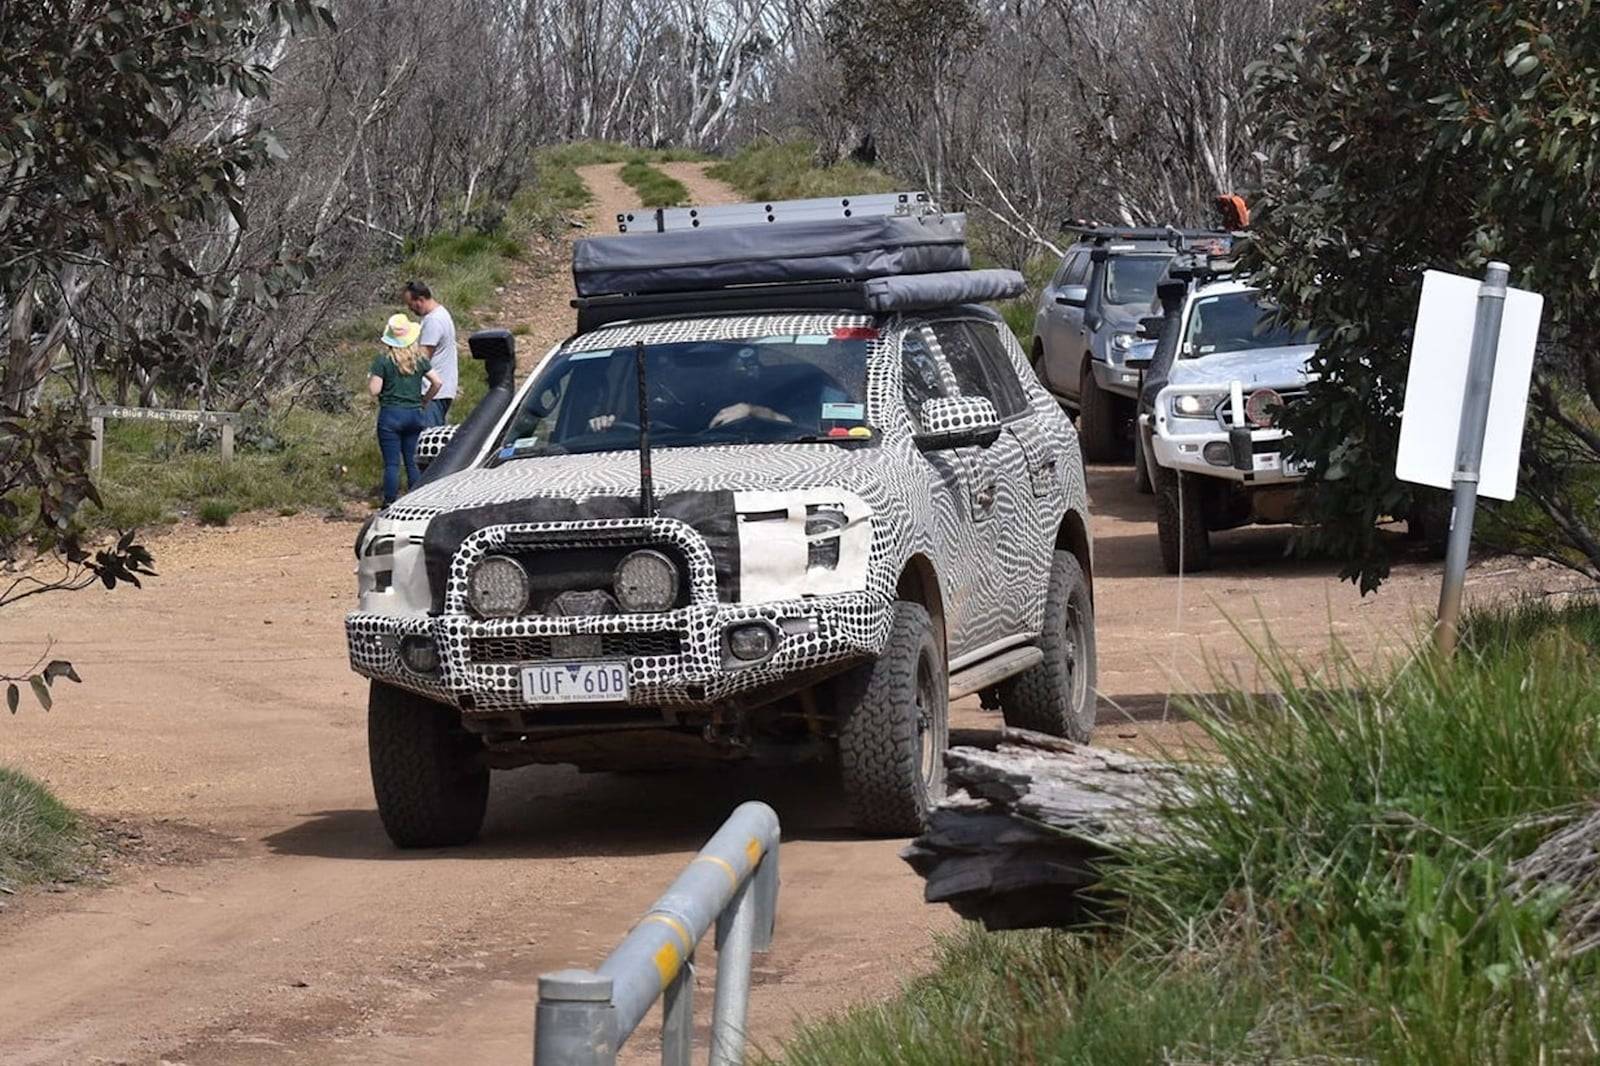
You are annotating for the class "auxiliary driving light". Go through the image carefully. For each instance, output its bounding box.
[1203,442,1233,466]
[727,622,778,662]
[614,549,680,613]
[399,635,441,674]
[1244,388,1284,428]
[468,554,530,618]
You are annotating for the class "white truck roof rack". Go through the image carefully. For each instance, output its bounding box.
[618,191,933,233]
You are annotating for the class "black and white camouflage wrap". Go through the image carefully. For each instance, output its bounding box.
[347,311,1088,718]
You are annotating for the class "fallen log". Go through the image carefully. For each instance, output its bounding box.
[901,727,1193,930]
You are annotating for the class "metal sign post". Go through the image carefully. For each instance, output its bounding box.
[1433,262,1509,656]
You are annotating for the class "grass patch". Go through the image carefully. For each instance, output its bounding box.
[772,606,1600,1063]
[197,499,237,526]
[618,160,689,208]
[0,768,85,890]
[706,141,897,202]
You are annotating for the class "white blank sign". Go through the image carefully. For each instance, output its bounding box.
[1395,269,1543,501]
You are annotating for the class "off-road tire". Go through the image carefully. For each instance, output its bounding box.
[1132,430,1154,495]
[1078,366,1120,462]
[1154,466,1212,573]
[837,602,948,836]
[368,681,490,848]
[999,552,1097,741]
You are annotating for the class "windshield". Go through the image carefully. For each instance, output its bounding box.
[494,334,873,460]
[1182,291,1321,357]
[1103,255,1171,307]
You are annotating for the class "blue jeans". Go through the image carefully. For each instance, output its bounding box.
[427,397,453,427]
[377,405,429,504]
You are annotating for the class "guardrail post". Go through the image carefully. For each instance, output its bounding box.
[220,419,235,463]
[659,953,695,1066]
[709,879,756,1066]
[534,969,617,1066]
[751,845,779,952]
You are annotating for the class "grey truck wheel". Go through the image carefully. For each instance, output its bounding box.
[1154,466,1212,573]
[999,552,1098,741]
[368,681,489,848]
[1078,366,1120,462]
[838,602,948,836]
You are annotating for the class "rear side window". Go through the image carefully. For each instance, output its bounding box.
[927,322,1030,419]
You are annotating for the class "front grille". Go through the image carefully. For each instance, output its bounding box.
[470,631,684,664]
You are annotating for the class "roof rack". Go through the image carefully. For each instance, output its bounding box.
[1167,251,1239,283]
[1060,223,1234,252]
[618,191,933,233]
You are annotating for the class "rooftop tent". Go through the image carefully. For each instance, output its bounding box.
[570,192,1024,330]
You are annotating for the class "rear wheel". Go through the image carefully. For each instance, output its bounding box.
[368,682,489,848]
[1078,366,1119,462]
[1154,466,1212,573]
[838,602,948,835]
[999,552,1097,741]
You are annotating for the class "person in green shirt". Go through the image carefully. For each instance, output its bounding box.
[367,313,442,505]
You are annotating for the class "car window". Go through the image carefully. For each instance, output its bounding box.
[495,334,874,459]
[1182,291,1323,357]
[1063,253,1091,287]
[1104,255,1171,307]
[900,331,950,432]
[1051,253,1079,288]
[963,323,1032,418]
[927,322,1030,420]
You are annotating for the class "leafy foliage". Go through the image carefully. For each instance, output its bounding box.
[1244,0,1600,590]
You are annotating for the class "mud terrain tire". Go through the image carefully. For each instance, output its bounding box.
[1154,466,1212,573]
[369,682,489,848]
[999,552,1098,741]
[1078,366,1120,462]
[838,602,948,835]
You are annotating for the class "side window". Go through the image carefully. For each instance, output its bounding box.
[900,331,949,430]
[1063,252,1091,287]
[966,323,1032,418]
[928,322,1029,420]
[1051,253,1078,288]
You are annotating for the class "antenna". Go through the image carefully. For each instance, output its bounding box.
[634,341,656,517]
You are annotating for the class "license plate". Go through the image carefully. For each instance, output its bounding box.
[1253,452,1281,472]
[521,662,629,704]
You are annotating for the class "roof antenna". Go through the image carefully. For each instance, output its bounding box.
[634,340,656,517]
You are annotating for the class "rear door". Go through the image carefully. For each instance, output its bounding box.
[1048,252,1092,401]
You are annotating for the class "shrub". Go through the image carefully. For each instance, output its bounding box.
[197,499,238,526]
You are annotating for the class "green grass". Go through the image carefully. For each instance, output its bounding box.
[773,606,1600,1064]
[706,141,898,202]
[617,160,689,208]
[0,768,85,890]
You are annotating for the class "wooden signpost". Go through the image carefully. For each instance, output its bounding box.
[87,405,242,474]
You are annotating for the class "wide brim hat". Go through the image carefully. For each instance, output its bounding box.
[382,313,422,348]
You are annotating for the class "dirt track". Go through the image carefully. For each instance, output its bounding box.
[0,164,1568,1064]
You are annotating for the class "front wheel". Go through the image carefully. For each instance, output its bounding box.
[837,602,948,835]
[999,552,1097,741]
[1153,466,1212,573]
[1078,367,1120,462]
[368,682,490,848]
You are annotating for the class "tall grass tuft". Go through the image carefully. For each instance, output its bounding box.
[707,141,898,202]
[617,160,689,207]
[0,768,85,889]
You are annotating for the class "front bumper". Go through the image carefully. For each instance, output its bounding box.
[346,590,893,715]
[1151,419,1307,485]
[1091,357,1143,399]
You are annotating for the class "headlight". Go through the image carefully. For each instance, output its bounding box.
[613,549,679,613]
[1170,393,1218,418]
[805,507,848,571]
[1111,332,1135,352]
[468,555,530,618]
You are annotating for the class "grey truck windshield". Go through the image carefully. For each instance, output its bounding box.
[494,333,875,459]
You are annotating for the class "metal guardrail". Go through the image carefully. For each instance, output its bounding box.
[534,801,781,1065]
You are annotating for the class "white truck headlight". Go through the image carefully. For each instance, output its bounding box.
[613,549,679,613]
[1111,332,1135,352]
[468,555,530,618]
[1170,393,1218,418]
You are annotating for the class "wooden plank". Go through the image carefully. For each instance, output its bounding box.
[89,416,105,475]
[87,405,241,427]
[902,733,1199,930]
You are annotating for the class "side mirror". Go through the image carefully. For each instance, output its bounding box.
[415,424,458,472]
[1054,284,1089,308]
[915,396,1003,452]
[1124,343,1155,371]
[1137,315,1166,340]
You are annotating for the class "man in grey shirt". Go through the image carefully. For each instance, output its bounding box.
[403,280,457,426]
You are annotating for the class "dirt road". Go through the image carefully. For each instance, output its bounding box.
[0,164,1563,1064]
